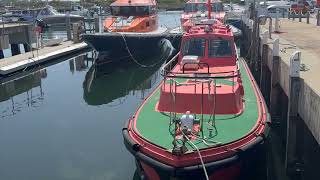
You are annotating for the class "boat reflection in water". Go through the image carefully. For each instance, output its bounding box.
[0,69,47,118]
[83,50,174,106]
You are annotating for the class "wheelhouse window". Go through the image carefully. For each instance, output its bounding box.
[184,3,223,13]
[182,38,206,57]
[111,6,155,16]
[211,2,223,12]
[209,38,233,57]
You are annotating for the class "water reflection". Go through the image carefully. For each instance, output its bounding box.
[83,61,162,106]
[69,51,96,73]
[0,69,47,118]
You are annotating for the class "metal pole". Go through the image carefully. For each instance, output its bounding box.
[268,17,272,39]
[299,12,302,22]
[94,14,99,33]
[307,12,310,24]
[317,9,320,26]
[66,12,71,40]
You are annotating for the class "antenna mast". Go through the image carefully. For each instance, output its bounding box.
[207,0,212,19]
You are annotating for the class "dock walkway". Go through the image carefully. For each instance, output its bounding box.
[0,41,89,75]
[261,18,320,144]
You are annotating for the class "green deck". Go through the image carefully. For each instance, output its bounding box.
[134,60,259,150]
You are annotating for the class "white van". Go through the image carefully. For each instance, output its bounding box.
[267,4,291,17]
[260,1,291,8]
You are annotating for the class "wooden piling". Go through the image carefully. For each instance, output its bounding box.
[94,14,99,33]
[269,39,280,116]
[0,50,4,59]
[260,31,269,96]
[285,51,304,178]
[11,44,21,56]
[23,44,30,52]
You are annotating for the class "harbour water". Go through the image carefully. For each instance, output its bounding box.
[1,11,320,180]
[0,12,173,180]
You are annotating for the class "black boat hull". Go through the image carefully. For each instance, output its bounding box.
[82,32,179,65]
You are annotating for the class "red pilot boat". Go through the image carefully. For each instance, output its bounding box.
[122,2,270,180]
[181,0,225,32]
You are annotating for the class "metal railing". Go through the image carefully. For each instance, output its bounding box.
[162,53,241,138]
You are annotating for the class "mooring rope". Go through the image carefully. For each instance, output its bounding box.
[182,131,210,180]
[118,32,174,68]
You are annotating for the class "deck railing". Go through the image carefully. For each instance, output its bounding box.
[162,53,241,138]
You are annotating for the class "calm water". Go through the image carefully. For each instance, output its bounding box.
[0,52,165,180]
[0,12,180,180]
[2,11,319,180]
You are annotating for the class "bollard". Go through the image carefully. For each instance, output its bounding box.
[307,12,310,24]
[94,14,99,33]
[299,12,302,22]
[72,23,81,43]
[66,12,72,40]
[317,9,320,26]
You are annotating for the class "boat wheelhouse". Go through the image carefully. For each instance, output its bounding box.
[181,0,225,31]
[104,0,158,32]
[123,20,270,180]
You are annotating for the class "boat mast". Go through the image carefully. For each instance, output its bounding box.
[207,0,212,19]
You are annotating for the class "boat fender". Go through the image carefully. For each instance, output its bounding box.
[262,116,271,139]
[132,144,140,152]
[237,136,264,153]
[122,120,140,153]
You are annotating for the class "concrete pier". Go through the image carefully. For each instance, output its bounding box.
[0,41,89,75]
[241,16,320,179]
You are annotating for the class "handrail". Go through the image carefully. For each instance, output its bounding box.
[161,52,179,72]
[163,70,238,79]
[182,62,209,74]
[161,52,239,80]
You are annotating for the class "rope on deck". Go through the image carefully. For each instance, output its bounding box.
[182,130,210,180]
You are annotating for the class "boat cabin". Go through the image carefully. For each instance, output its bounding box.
[157,23,242,116]
[110,0,157,17]
[181,0,225,31]
[179,24,237,67]
[184,0,224,13]
[104,0,158,32]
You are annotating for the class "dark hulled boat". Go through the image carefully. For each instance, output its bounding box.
[81,0,182,64]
